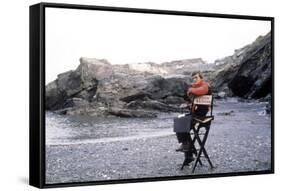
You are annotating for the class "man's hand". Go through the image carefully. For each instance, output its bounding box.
[187,88,193,96]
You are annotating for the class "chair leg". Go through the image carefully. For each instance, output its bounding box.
[191,127,203,166]
[191,125,213,173]
[203,149,214,169]
[180,122,214,171]
[192,152,201,173]
[180,124,202,170]
[180,150,196,170]
[200,128,214,169]
[181,156,190,170]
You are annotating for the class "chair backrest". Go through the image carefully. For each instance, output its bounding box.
[192,95,214,116]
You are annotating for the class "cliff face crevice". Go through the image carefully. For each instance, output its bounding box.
[228,39,271,99]
[212,32,271,99]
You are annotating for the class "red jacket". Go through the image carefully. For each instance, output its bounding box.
[188,80,209,96]
[187,80,210,113]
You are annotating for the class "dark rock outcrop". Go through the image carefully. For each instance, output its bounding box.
[46,58,109,110]
[125,100,181,112]
[228,37,271,98]
[212,32,272,99]
[108,108,157,118]
[46,58,190,117]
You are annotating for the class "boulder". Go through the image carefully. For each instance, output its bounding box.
[45,58,111,110]
[62,97,89,108]
[108,108,157,118]
[161,95,186,105]
[217,91,227,99]
[96,74,189,108]
[45,80,65,110]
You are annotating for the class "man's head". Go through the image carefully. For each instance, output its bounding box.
[191,71,203,83]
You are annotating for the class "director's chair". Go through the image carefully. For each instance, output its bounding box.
[181,95,214,173]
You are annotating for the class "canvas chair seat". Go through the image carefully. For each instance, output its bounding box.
[193,116,214,124]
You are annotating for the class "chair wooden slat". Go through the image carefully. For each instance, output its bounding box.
[193,95,212,105]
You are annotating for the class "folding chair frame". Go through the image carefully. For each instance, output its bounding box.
[191,119,214,172]
[180,95,214,172]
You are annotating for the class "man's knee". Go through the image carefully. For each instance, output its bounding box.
[176,132,191,143]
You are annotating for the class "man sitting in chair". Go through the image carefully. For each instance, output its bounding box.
[175,71,211,164]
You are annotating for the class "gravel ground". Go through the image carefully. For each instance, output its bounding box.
[46,101,272,184]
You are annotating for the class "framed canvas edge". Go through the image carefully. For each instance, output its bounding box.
[29,3,45,188]
[29,2,275,189]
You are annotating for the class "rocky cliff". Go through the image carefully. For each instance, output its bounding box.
[46,32,272,117]
[212,32,272,99]
[46,58,192,117]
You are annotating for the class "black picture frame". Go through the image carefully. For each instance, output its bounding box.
[30,2,274,188]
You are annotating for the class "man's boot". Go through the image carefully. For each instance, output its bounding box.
[175,144,184,152]
[182,142,190,152]
[183,150,194,165]
[176,142,190,152]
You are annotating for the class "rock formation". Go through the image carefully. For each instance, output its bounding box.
[211,32,272,99]
[46,58,191,117]
[46,32,272,117]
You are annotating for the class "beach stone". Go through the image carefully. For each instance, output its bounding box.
[217,91,227,99]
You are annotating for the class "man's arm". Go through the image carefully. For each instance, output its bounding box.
[188,83,209,96]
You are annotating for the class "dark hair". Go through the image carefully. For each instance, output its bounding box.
[191,71,203,79]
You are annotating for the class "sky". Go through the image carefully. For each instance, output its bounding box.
[45,7,271,83]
